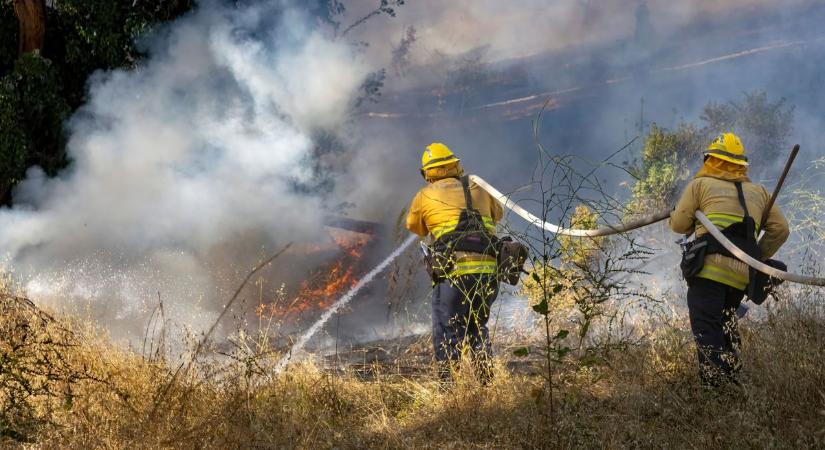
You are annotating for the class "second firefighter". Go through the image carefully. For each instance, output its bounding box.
[406,143,503,379]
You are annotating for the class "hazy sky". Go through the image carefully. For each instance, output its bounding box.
[344,0,813,65]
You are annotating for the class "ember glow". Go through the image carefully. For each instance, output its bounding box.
[257,232,373,318]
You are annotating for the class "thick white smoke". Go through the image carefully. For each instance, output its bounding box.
[0,1,372,339]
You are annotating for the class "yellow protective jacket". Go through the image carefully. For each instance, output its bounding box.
[670,166,790,290]
[406,176,503,277]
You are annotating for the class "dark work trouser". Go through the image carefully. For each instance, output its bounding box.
[431,274,498,374]
[686,276,745,386]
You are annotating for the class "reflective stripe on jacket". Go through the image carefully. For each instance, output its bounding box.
[406,177,503,237]
[430,216,497,239]
[449,252,497,277]
[406,177,503,277]
[670,176,790,290]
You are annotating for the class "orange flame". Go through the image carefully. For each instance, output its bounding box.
[258,232,372,319]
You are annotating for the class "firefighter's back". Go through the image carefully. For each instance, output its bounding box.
[416,177,501,239]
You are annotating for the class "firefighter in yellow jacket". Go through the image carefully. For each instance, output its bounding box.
[406,143,503,379]
[670,133,789,386]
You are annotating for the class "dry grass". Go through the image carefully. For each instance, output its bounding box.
[1,292,824,449]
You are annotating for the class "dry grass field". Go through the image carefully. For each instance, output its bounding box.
[2,288,824,449]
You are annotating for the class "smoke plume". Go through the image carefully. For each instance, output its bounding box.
[0,0,372,340]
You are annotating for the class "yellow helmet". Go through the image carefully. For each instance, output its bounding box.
[421,142,459,171]
[704,133,748,166]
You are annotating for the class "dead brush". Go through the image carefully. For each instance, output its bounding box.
[0,294,101,443]
[0,290,823,448]
[2,240,824,448]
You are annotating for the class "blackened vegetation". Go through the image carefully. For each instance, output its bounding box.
[289,130,348,196]
[337,0,405,39]
[391,25,416,77]
[355,68,386,108]
[311,0,404,38]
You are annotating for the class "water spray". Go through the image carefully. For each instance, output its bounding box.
[274,234,417,373]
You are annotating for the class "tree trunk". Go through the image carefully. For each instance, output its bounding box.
[12,0,46,55]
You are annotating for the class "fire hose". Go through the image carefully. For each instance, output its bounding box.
[278,150,819,373]
[694,210,825,286]
[469,175,671,236]
[471,168,825,286]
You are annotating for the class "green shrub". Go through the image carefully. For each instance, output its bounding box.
[629,92,795,213]
[0,53,70,201]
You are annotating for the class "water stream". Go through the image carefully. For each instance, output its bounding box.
[274,234,417,373]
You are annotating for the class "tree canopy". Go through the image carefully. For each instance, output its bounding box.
[0,0,194,202]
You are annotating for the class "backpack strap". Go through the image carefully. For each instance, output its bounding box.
[460,175,474,210]
[734,182,750,220]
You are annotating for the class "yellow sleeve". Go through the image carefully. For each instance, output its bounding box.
[670,179,700,234]
[405,190,429,237]
[759,187,790,258]
[489,192,504,223]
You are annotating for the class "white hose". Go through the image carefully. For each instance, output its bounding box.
[472,174,825,286]
[695,211,825,286]
[470,175,669,237]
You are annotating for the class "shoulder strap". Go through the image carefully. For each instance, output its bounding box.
[734,182,750,219]
[460,175,474,210]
